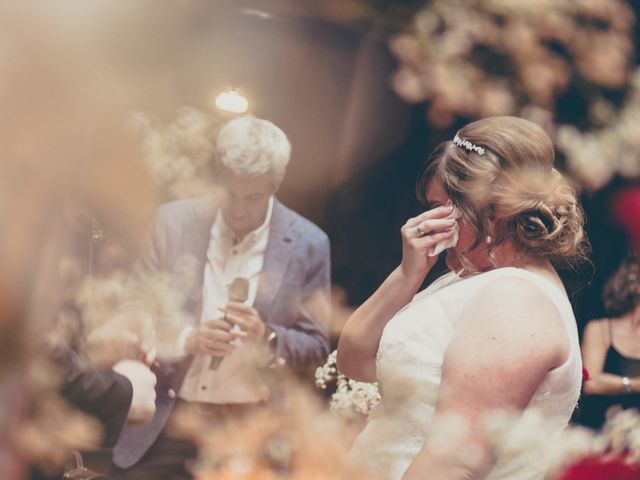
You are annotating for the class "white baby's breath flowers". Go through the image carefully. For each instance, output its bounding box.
[330,378,382,416]
[77,254,201,364]
[546,425,609,477]
[315,349,381,416]
[481,406,640,478]
[627,418,640,463]
[389,0,634,126]
[129,106,223,198]
[602,407,640,455]
[557,69,640,190]
[386,0,638,192]
[315,350,338,390]
[425,412,485,469]
[483,410,560,468]
[77,271,131,332]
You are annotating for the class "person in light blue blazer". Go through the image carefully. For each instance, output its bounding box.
[112,115,331,479]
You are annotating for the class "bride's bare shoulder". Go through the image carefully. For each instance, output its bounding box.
[460,274,565,340]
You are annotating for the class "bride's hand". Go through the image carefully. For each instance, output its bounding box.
[400,204,457,280]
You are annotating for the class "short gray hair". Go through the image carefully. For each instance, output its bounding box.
[215,115,291,186]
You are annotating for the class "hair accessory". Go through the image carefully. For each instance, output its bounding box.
[452,134,485,155]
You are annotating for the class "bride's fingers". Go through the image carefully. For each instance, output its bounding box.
[405,205,454,228]
[414,218,457,236]
[402,218,456,241]
[414,229,456,247]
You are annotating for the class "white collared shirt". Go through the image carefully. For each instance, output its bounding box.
[178,197,273,403]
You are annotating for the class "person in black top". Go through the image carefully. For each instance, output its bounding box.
[580,253,640,429]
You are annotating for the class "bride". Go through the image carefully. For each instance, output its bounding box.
[337,116,587,479]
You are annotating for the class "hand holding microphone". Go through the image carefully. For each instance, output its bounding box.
[184,277,250,365]
[208,277,250,370]
[184,277,265,370]
[218,283,274,366]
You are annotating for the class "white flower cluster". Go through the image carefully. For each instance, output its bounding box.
[330,379,382,416]
[557,68,640,190]
[386,0,639,191]
[315,350,381,416]
[389,0,634,129]
[76,254,200,364]
[602,407,640,463]
[129,106,223,198]
[483,407,640,477]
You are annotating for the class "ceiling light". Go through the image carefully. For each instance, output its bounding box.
[214,88,248,114]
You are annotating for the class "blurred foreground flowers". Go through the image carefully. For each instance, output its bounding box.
[0,2,222,474]
[172,373,370,480]
[481,408,640,479]
[10,359,102,476]
[2,1,640,478]
[76,257,201,365]
[130,106,223,199]
[161,360,640,479]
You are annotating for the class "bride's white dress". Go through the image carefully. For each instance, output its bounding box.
[348,267,582,480]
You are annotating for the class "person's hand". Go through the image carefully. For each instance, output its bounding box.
[218,302,266,344]
[184,318,246,357]
[86,311,155,367]
[139,342,157,367]
[400,204,458,280]
[112,359,157,424]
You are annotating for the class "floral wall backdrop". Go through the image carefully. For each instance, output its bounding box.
[325,0,640,312]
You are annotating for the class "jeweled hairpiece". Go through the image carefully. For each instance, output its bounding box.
[452,134,485,155]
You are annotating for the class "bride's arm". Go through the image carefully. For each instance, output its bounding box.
[336,205,456,382]
[401,277,568,479]
[336,266,425,382]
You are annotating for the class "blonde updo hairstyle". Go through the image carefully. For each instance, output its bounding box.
[417,116,587,269]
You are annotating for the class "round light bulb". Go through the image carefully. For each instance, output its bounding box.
[214,88,248,113]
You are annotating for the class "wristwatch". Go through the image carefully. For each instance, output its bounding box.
[262,325,278,365]
[264,325,277,348]
[621,376,632,394]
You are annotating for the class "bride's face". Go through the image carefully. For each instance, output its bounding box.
[426,177,493,273]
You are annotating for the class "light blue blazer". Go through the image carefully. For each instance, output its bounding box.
[113,197,331,468]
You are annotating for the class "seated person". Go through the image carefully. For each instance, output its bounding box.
[580,253,640,429]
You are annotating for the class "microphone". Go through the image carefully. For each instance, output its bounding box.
[227,276,250,304]
[209,277,249,370]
